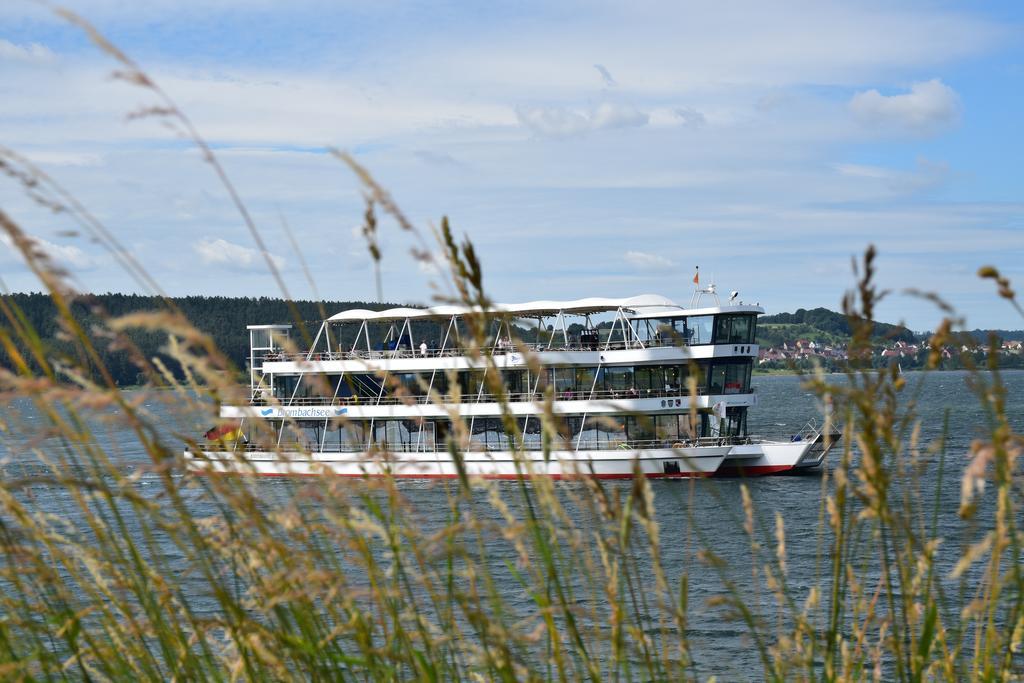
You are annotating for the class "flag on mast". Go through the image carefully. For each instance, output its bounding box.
[693,266,699,285]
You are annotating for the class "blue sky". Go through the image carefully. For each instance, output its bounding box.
[1,0,1022,330]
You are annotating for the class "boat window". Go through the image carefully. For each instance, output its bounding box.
[655,415,681,441]
[395,373,421,395]
[686,316,714,345]
[725,407,747,437]
[561,416,584,444]
[627,413,697,441]
[274,375,297,399]
[580,416,626,446]
[713,314,756,344]
[375,420,418,450]
[396,419,434,450]
[706,359,752,394]
[724,363,748,394]
[677,413,698,440]
[470,417,510,450]
[634,366,655,391]
[603,366,633,393]
[551,367,575,394]
[430,372,450,395]
[715,316,730,344]
[707,364,726,394]
[705,408,747,438]
[653,318,687,346]
[662,365,683,392]
[334,421,368,450]
[251,328,286,349]
[520,417,543,449]
[345,374,383,399]
[334,375,354,398]
[501,369,526,395]
[461,370,487,396]
[625,415,656,441]
[575,366,598,394]
[730,315,753,343]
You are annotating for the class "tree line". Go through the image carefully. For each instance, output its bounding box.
[0,292,393,386]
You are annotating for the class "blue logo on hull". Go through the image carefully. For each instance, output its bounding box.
[260,408,274,416]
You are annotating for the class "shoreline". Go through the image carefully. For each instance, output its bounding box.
[754,366,1024,377]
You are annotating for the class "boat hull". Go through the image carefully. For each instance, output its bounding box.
[183,446,730,479]
[715,440,817,477]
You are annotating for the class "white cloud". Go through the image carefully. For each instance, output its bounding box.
[590,102,648,130]
[41,239,93,268]
[24,152,103,167]
[422,4,1002,99]
[832,163,890,180]
[0,233,94,269]
[515,106,591,138]
[0,39,55,64]
[624,250,675,272]
[848,79,961,133]
[834,157,950,194]
[515,102,648,138]
[193,237,285,270]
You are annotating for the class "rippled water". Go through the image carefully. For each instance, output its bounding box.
[2,370,1022,678]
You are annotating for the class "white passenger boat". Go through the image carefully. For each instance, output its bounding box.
[185,288,838,478]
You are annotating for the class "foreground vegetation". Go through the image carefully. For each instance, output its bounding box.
[0,10,1021,681]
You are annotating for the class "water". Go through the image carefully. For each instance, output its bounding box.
[2,370,1022,678]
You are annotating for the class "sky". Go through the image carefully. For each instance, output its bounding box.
[0,0,1022,331]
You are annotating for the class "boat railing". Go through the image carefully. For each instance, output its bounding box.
[248,386,718,407]
[792,419,823,442]
[200,436,750,455]
[256,337,719,364]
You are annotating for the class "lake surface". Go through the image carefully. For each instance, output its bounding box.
[2,370,1021,678]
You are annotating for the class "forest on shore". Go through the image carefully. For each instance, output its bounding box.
[0,292,389,386]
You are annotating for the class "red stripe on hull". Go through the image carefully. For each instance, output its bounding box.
[191,470,713,480]
[712,464,795,477]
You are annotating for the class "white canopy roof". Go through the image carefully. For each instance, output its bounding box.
[326,294,683,323]
[628,303,765,320]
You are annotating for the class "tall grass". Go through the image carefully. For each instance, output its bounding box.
[0,10,1021,680]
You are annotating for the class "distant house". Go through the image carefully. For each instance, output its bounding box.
[759,348,789,363]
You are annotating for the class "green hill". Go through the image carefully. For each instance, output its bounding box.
[756,307,915,348]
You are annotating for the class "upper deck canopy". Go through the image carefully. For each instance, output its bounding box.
[628,303,765,320]
[326,294,683,323]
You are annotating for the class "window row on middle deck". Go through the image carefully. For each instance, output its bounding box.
[268,358,754,403]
